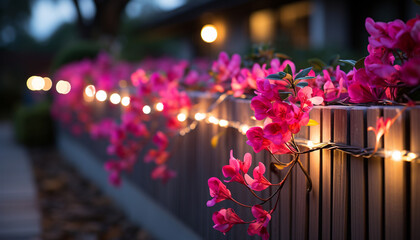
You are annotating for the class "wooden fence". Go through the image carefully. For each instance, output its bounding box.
[60,93,420,240]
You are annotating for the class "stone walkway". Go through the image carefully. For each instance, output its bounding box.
[0,122,41,240]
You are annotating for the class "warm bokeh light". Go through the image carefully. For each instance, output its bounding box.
[27,76,45,91]
[240,125,250,134]
[143,105,151,114]
[156,102,164,112]
[201,24,218,43]
[177,113,187,122]
[307,140,314,149]
[407,152,417,161]
[85,85,96,97]
[121,96,130,107]
[250,9,275,43]
[391,150,402,162]
[110,93,121,104]
[208,116,219,124]
[56,80,71,94]
[194,113,206,121]
[96,90,107,102]
[218,119,228,127]
[42,77,52,91]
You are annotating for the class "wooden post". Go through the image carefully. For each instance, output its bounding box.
[411,107,420,240]
[322,108,332,240]
[309,107,321,240]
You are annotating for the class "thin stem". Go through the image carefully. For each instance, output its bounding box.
[297,159,312,192]
[270,154,298,211]
[230,197,253,208]
[268,150,288,165]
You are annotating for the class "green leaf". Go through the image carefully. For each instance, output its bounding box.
[283,64,293,75]
[338,59,357,66]
[295,76,316,81]
[278,91,291,101]
[308,58,326,71]
[355,57,366,70]
[296,82,309,88]
[266,72,287,80]
[295,67,313,80]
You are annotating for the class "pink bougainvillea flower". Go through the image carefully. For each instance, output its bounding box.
[286,105,310,134]
[212,208,245,234]
[267,100,291,122]
[245,162,272,191]
[207,177,232,207]
[211,52,241,82]
[153,131,169,150]
[151,165,176,184]
[247,205,271,240]
[255,79,284,101]
[222,150,252,185]
[251,96,272,120]
[108,171,121,187]
[262,122,290,146]
[246,127,271,153]
[231,73,249,97]
[244,63,268,90]
[290,86,324,111]
[400,57,420,85]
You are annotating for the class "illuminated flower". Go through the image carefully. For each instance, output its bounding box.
[212,208,245,234]
[222,150,252,185]
[245,162,272,191]
[246,127,271,153]
[207,177,232,207]
[247,205,271,240]
[251,96,272,120]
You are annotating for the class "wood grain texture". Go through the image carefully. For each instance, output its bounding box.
[350,108,366,240]
[321,108,332,240]
[366,107,383,240]
[411,107,420,240]
[332,107,348,240]
[384,107,407,240]
[308,108,321,240]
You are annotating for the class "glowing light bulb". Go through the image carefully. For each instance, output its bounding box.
[143,105,151,114]
[121,96,130,107]
[56,80,71,94]
[307,140,314,149]
[27,76,45,91]
[201,24,218,43]
[391,150,402,162]
[110,93,121,104]
[156,102,164,111]
[240,125,250,134]
[407,152,417,161]
[208,116,219,124]
[219,119,228,127]
[177,113,187,122]
[96,90,107,102]
[85,85,96,97]
[194,113,206,121]
[42,77,52,91]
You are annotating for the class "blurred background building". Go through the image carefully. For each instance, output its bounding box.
[1,0,419,117]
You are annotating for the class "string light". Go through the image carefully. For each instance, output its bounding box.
[407,152,417,161]
[156,102,164,112]
[208,116,219,125]
[121,96,130,107]
[177,113,187,122]
[307,140,314,149]
[391,150,403,162]
[85,85,96,97]
[143,105,151,114]
[27,76,45,91]
[219,119,228,127]
[96,90,107,102]
[42,77,52,91]
[110,93,121,104]
[56,80,71,94]
[194,113,206,121]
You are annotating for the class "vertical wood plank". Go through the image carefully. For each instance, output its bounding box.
[411,107,420,240]
[384,107,407,240]
[367,107,383,240]
[332,107,349,240]
[321,108,332,240]
[294,125,309,240]
[308,107,321,240]
[350,108,366,240]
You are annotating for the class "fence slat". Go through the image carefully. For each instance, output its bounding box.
[411,107,420,240]
[332,108,348,240]
[367,107,383,240]
[294,125,309,240]
[309,108,321,240]
[321,108,332,240]
[384,108,407,240]
[350,108,366,240]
